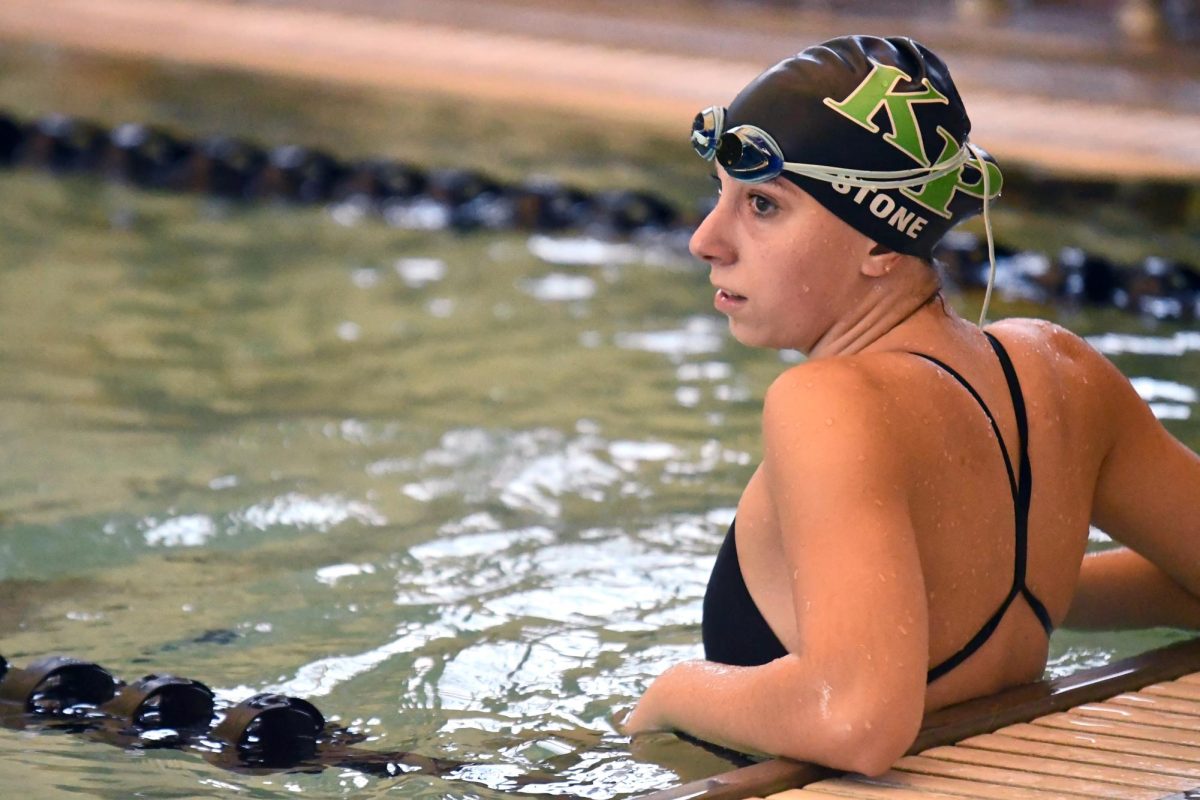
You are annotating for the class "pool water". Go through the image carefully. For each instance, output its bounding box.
[1,43,1199,800]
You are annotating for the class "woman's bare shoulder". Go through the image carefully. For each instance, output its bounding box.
[764,353,903,414]
[988,317,1127,396]
[988,317,1093,360]
[761,355,914,464]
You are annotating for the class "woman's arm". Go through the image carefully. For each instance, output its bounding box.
[626,363,927,775]
[1066,333,1200,628]
[1065,547,1200,630]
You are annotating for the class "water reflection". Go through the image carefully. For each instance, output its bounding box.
[1087,330,1200,355]
[394,257,448,288]
[1128,376,1197,420]
[614,317,726,359]
[527,235,641,267]
[520,273,597,302]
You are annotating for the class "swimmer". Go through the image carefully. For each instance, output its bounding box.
[623,34,1200,774]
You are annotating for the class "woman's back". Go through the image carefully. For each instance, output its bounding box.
[733,316,1111,708]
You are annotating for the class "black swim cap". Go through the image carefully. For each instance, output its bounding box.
[724,35,1001,259]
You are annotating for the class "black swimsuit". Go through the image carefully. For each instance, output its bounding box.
[701,333,1054,683]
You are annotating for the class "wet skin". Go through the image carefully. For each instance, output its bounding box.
[625,170,1200,774]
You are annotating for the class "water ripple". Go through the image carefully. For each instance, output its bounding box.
[235,492,387,533]
[519,273,597,302]
[1086,331,1200,356]
[614,317,724,359]
[526,235,640,266]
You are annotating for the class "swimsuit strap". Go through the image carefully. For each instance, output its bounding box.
[986,333,1054,634]
[914,334,1053,683]
[906,350,1018,502]
[984,332,1030,583]
[925,586,1020,682]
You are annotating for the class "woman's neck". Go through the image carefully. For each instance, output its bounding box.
[807,261,962,359]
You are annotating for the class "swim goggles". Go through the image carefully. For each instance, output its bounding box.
[691,105,974,188]
[690,106,1000,326]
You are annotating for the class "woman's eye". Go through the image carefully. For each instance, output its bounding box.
[750,194,776,215]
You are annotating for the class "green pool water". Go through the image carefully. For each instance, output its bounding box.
[0,40,1198,799]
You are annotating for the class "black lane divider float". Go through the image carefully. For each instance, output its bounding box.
[0,109,680,237]
[2,108,1199,320]
[0,652,551,786]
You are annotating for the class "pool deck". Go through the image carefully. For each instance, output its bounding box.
[1,0,1200,180]
[641,637,1200,800]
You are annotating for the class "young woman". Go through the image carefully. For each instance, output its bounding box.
[623,35,1200,775]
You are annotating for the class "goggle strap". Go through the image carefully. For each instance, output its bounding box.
[779,145,973,188]
[971,143,997,328]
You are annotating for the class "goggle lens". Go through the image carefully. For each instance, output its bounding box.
[690,106,724,161]
[690,108,788,183]
[715,127,784,183]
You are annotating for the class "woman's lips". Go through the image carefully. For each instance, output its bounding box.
[714,288,747,312]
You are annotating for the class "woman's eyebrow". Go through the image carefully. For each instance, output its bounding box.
[759,178,800,202]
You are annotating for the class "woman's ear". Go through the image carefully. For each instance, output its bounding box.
[861,242,901,278]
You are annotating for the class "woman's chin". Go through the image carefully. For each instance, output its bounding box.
[728,320,801,352]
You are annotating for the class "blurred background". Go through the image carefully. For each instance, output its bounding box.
[0,1,1198,798]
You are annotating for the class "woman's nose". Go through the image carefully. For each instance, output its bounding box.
[689,196,734,266]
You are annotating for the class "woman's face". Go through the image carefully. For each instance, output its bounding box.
[690,169,873,352]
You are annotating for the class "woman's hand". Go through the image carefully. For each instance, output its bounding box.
[612,704,651,736]
[622,671,676,736]
[621,702,658,736]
